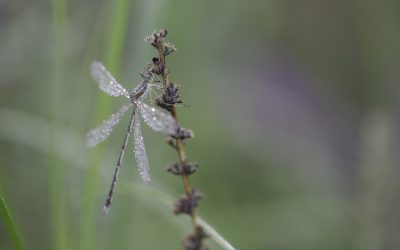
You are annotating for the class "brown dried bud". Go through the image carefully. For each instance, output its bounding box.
[164,42,177,56]
[158,28,168,38]
[173,127,194,140]
[182,162,199,175]
[150,57,165,75]
[167,162,199,176]
[156,81,183,111]
[182,226,209,250]
[174,189,202,215]
[166,137,177,149]
[144,29,168,49]
[167,162,181,175]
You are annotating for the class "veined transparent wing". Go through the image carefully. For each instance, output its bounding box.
[86,104,132,147]
[136,101,178,135]
[133,111,150,183]
[91,61,130,98]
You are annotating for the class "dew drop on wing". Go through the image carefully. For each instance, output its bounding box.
[102,205,111,215]
[90,61,130,98]
[86,104,131,147]
[133,111,151,183]
[137,101,178,135]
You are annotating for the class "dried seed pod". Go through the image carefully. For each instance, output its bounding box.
[166,137,177,149]
[174,127,194,140]
[150,57,165,75]
[144,29,168,49]
[167,162,181,175]
[182,226,209,250]
[156,81,183,111]
[164,42,177,56]
[174,189,202,215]
[182,162,199,175]
[167,161,199,176]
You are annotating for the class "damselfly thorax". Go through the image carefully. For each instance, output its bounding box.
[130,80,149,102]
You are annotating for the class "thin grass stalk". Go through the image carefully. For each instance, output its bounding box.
[79,1,131,250]
[50,0,68,249]
[74,2,109,128]
[0,192,24,250]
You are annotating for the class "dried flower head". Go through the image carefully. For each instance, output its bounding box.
[182,226,209,250]
[167,161,199,176]
[156,81,183,111]
[150,57,165,75]
[174,189,202,215]
[163,41,177,56]
[144,29,168,49]
[174,127,194,140]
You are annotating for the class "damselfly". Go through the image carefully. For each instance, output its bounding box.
[86,61,178,214]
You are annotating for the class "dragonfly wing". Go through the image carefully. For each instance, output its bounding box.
[137,102,178,135]
[91,61,130,98]
[86,104,132,147]
[133,111,151,183]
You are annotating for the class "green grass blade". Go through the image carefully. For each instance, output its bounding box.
[50,0,68,249]
[0,193,24,250]
[79,1,132,250]
[197,218,236,250]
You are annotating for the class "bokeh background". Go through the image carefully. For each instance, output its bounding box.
[1,0,400,249]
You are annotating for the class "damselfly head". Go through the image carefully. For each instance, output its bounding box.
[140,66,152,81]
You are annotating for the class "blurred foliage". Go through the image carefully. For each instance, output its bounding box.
[1,0,400,249]
[0,192,24,250]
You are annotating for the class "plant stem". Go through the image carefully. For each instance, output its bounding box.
[50,0,68,249]
[158,45,198,232]
[80,1,131,249]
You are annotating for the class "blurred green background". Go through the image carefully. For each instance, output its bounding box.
[1,0,400,249]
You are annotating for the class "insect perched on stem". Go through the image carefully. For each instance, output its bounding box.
[86,61,178,214]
